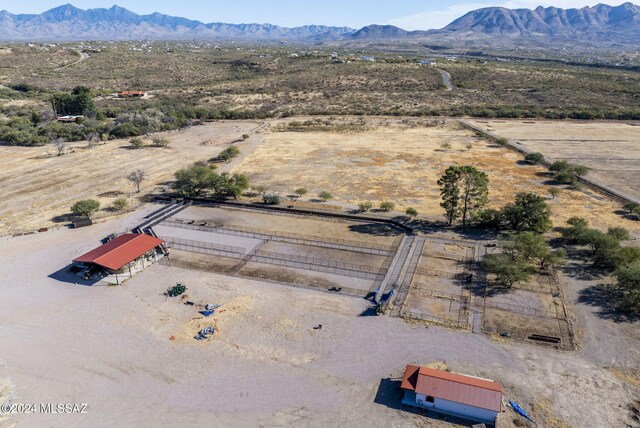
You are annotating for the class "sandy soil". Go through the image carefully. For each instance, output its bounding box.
[1,210,638,428]
[233,120,638,234]
[470,120,640,202]
[0,121,262,236]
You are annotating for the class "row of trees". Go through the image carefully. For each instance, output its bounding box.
[561,218,640,314]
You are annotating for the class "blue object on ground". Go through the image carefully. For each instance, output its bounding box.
[199,310,215,317]
[510,400,534,422]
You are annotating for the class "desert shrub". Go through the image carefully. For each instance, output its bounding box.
[524,152,544,165]
[112,198,128,211]
[405,207,418,218]
[129,137,144,149]
[380,201,396,212]
[151,137,170,147]
[262,193,281,205]
[318,191,333,202]
[358,201,373,213]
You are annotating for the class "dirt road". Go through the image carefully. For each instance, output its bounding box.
[437,68,454,90]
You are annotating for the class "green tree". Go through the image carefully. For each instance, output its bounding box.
[502,192,552,233]
[212,173,250,199]
[380,201,395,212]
[482,253,532,287]
[437,166,461,225]
[71,199,100,218]
[615,262,640,315]
[623,202,640,215]
[475,208,502,230]
[524,152,544,165]
[318,191,333,202]
[549,160,571,172]
[112,198,128,211]
[458,166,489,227]
[405,207,418,218]
[172,164,219,197]
[438,165,489,227]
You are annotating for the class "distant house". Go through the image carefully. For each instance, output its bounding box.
[118,90,146,98]
[361,55,376,62]
[401,365,503,425]
[56,115,84,123]
[420,59,437,66]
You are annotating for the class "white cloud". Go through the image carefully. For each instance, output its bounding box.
[388,0,631,30]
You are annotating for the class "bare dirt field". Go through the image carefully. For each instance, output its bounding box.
[0,121,262,236]
[469,120,640,202]
[1,209,638,427]
[234,119,639,234]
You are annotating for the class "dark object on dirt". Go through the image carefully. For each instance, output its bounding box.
[167,283,187,297]
[38,227,48,232]
[328,287,342,292]
[313,325,323,330]
[485,243,497,248]
[73,217,93,228]
[184,301,195,306]
[194,326,216,340]
[200,222,208,226]
[500,332,511,337]
[528,334,561,344]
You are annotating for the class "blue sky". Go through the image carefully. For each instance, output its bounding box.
[0,1,631,30]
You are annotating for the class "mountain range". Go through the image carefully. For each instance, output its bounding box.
[0,3,638,43]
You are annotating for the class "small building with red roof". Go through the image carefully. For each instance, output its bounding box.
[401,365,502,425]
[73,233,164,284]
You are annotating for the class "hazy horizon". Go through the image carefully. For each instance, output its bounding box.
[0,1,634,30]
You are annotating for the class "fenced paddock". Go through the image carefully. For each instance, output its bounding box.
[482,272,575,350]
[155,205,396,297]
[397,240,475,330]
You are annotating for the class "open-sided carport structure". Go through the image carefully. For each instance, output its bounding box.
[73,233,165,284]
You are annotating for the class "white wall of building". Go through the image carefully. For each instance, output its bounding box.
[414,393,497,424]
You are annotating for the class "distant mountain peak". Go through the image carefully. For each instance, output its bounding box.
[442,2,640,39]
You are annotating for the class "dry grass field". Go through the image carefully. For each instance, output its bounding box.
[234,118,639,234]
[0,121,261,236]
[469,119,640,202]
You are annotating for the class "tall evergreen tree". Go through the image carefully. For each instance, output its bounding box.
[437,166,461,225]
[438,165,489,227]
[458,166,489,228]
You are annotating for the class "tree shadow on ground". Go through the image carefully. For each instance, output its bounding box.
[562,252,609,282]
[51,213,72,224]
[348,223,403,237]
[391,217,500,240]
[373,379,475,427]
[577,284,639,323]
